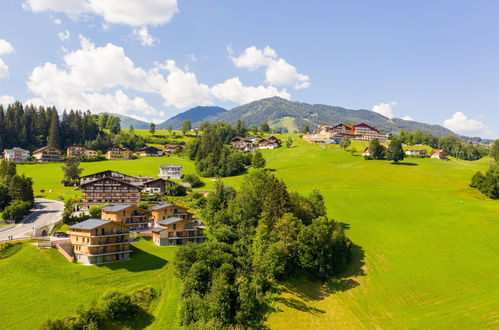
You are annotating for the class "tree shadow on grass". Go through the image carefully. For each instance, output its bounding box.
[391,162,418,166]
[97,245,167,272]
[274,296,325,314]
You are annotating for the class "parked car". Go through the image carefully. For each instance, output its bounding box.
[53,232,69,238]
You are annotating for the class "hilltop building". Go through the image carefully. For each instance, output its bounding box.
[68,219,131,265]
[3,147,30,162]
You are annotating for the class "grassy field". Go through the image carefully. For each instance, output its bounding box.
[5,133,499,329]
[0,238,181,329]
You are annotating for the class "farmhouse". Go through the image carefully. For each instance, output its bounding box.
[231,137,255,152]
[3,147,30,162]
[139,146,163,157]
[152,217,205,246]
[105,146,133,160]
[405,149,427,156]
[159,164,182,179]
[259,136,281,149]
[164,144,184,154]
[101,204,151,230]
[66,145,98,158]
[75,177,141,206]
[68,219,131,265]
[32,145,62,162]
[142,178,174,194]
[430,149,449,160]
[150,203,193,226]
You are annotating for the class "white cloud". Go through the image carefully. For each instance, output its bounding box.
[132,26,157,46]
[229,46,311,90]
[23,0,179,26]
[401,115,413,121]
[372,101,398,118]
[0,39,15,78]
[0,39,15,55]
[53,18,62,24]
[187,54,198,62]
[0,95,15,107]
[57,30,71,41]
[26,37,290,120]
[443,112,488,136]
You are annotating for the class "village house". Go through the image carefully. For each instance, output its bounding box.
[101,204,151,230]
[75,177,142,207]
[405,149,427,156]
[259,136,281,149]
[159,164,182,179]
[80,170,153,187]
[3,147,30,162]
[68,219,131,265]
[139,146,163,157]
[231,137,255,152]
[142,178,174,194]
[105,146,133,160]
[430,149,449,160]
[152,217,205,246]
[164,144,184,154]
[150,203,193,226]
[66,145,98,158]
[32,145,62,162]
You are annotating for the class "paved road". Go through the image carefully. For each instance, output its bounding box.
[0,198,64,241]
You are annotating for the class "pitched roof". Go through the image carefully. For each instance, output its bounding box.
[101,204,134,212]
[75,177,142,191]
[33,145,60,154]
[158,217,184,226]
[160,164,182,169]
[140,146,162,152]
[151,227,166,233]
[68,219,111,230]
[151,203,173,210]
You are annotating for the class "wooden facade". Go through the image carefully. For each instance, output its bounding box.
[150,203,192,226]
[152,217,205,246]
[139,146,163,157]
[105,146,133,160]
[75,177,141,206]
[68,219,131,265]
[66,145,98,158]
[101,204,151,230]
[143,178,174,194]
[32,145,62,162]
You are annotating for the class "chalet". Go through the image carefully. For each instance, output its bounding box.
[405,149,427,156]
[164,144,184,154]
[3,147,30,162]
[105,146,133,160]
[152,217,205,246]
[259,136,281,149]
[352,123,388,142]
[32,145,62,162]
[66,145,98,158]
[139,146,163,157]
[150,203,193,226]
[75,177,141,207]
[247,136,263,143]
[430,149,449,160]
[101,204,151,230]
[68,219,131,265]
[80,170,153,187]
[142,178,174,194]
[159,164,182,179]
[231,137,255,152]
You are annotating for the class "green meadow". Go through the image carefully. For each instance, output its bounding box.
[6,132,499,329]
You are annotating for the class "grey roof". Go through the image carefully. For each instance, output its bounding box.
[160,164,182,169]
[151,203,173,210]
[101,204,133,212]
[151,227,166,233]
[158,217,183,226]
[69,219,111,230]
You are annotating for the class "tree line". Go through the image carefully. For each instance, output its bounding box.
[470,140,498,199]
[174,170,352,328]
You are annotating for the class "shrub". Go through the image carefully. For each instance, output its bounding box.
[1,200,32,222]
[131,286,157,309]
[0,241,22,259]
[101,292,140,321]
[183,174,204,188]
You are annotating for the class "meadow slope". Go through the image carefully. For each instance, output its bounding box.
[7,134,499,329]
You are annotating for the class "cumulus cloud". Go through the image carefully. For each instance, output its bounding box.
[57,30,71,41]
[23,0,179,26]
[0,95,16,107]
[443,112,488,135]
[26,36,291,120]
[372,101,397,118]
[0,39,15,78]
[229,46,310,90]
[132,26,157,46]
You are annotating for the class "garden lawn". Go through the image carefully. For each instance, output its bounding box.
[0,239,181,329]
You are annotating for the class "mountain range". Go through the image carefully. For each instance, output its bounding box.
[112,97,483,139]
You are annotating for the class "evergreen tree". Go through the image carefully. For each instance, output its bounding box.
[251,151,266,169]
[149,122,156,135]
[108,116,121,134]
[47,109,60,147]
[62,158,83,186]
[387,138,405,163]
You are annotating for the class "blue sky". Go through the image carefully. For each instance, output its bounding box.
[0,0,497,138]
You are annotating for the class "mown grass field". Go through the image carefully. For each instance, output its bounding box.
[5,132,499,329]
[0,239,181,330]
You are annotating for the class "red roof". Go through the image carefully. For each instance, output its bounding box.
[353,123,380,133]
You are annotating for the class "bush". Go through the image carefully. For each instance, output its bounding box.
[1,200,32,222]
[0,241,22,259]
[166,184,187,196]
[131,286,157,309]
[101,292,140,321]
[183,174,204,188]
